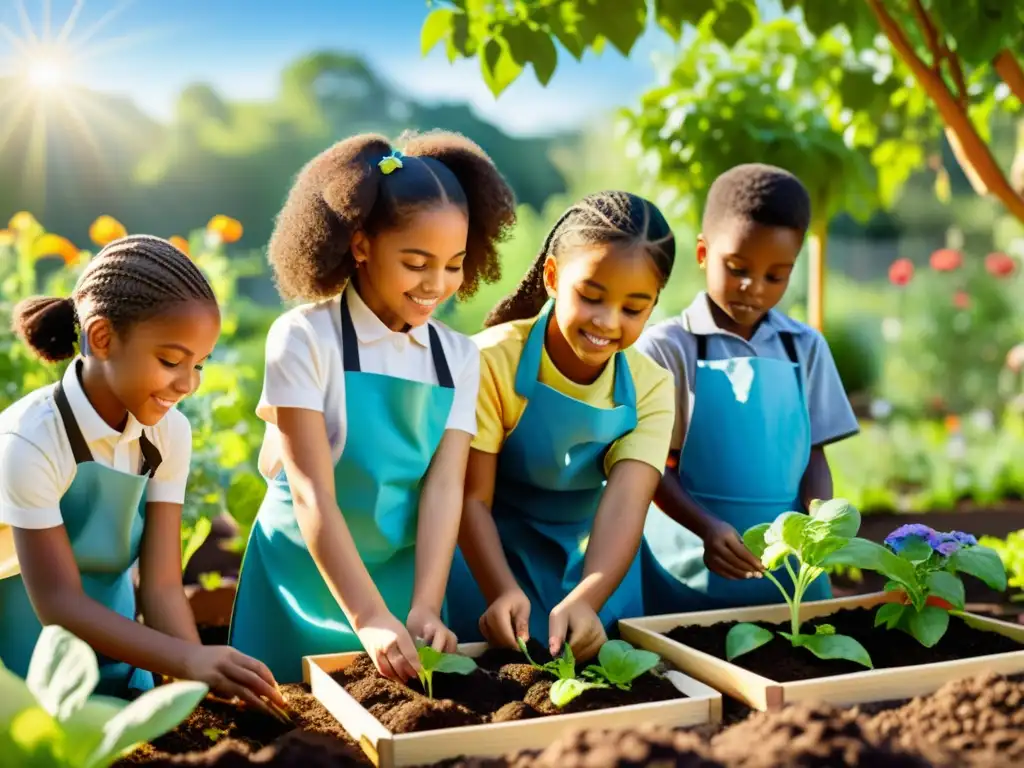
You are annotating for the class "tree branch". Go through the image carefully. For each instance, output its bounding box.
[864,0,1024,222]
[994,50,1024,103]
[909,0,966,107]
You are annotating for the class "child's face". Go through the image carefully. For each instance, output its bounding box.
[352,204,468,330]
[698,220,803,335]
[545,242,662,371]
[91,299,222,427]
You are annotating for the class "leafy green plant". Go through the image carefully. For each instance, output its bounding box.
[980,529,1024,600]
[414,644,477,700]
[581,640,660,691]
[516,637,575,681]
[726,499,909,668]
[862,524,1009,647]
[180,516,212,575]
[0,625,207,767]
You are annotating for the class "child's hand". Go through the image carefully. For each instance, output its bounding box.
[479,587,531,650]
[355,610,422,681]
[701,518,765,580]
[548,597,606,662]
[184,646,287,718]
[407,605,458,653]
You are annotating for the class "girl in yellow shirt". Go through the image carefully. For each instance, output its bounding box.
[446,191,677,660]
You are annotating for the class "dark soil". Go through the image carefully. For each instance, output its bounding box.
[112,683,370,767]
[668,606,1023,682]
[329,639,685,735]
[426,673,1024,767]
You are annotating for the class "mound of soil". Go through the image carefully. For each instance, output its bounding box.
[330,639,685,735]
[670,607,1023,681]
[113,683,369,767]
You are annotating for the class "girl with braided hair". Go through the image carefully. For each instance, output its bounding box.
[229,131,516,683]
[0,235,286,715]
[445,191,677,660]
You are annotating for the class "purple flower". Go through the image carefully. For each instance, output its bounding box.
[930,530,977,558]
[934,539,960,557]
[950,531,978,547]
[884,524,939,552]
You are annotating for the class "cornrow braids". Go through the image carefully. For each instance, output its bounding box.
[484,191,676,327]
[269,129,516,303]
[12,234,216,363]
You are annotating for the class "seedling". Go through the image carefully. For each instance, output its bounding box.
[726,499,902,669]
[866,525,1008,647]
[414,643,477,700]
[516,637,575,680]
[581,640,660,691]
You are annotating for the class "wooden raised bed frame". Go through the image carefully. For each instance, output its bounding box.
[302,641,723,768]
[618,591,1024,711]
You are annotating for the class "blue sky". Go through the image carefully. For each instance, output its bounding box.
[0,0,681,136]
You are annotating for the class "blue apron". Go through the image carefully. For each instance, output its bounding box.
[642,330,831,612]
[229,292,456,682]
[0,365,157,696]
[446,300,643,643]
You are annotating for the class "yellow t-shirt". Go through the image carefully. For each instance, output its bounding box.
[472,317,676,474]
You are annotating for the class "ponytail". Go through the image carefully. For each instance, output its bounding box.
[12,296,79,363]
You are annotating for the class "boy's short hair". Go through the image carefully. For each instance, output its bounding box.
[701,163,811,238]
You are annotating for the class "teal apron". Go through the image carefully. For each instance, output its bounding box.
[446,300,643,643]
[229,292,456,683]
[0,364,158,697]
[642,330,831,611]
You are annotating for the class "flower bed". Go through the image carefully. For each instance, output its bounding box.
[304,640,721,767]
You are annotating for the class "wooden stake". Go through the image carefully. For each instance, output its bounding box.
[807,218,828,332]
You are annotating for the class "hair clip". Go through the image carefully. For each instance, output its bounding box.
[378,150,404,175]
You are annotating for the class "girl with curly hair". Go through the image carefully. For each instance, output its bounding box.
[229,131,516,683]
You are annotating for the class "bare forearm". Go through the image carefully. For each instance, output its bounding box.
[139,586,200,644]
[653,467,718,539]
[412,480,463,614]
[458,500,518,603]
[800,447,833,511]
[296,495,387,627]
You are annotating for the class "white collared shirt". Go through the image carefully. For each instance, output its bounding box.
[636,292,859,451]
[257,283,480,479]
[0,359,193,529]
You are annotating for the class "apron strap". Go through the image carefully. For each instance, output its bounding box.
[695,334,708,361]
[339,290,454,388]
[513,299,552,398]
[778,331,799,365]
[53,379,93,465]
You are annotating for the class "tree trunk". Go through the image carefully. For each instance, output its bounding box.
[808,219,828,333]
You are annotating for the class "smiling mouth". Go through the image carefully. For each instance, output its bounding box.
[728,302,761,314]
[581,330,615,349]
[406,294,439,308]
[153,396,178,409]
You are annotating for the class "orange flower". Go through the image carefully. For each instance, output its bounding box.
[952,290,970,310]
[0,229,14,247]
[89,215,127,247]
[206,215,243,244]
[930,248,962,272]
[944,414,961,433]
[33,234,81,265]
[168,235,190,256]
[888,258,914,287]
[985,252,1016,278]
[8,211,37,231]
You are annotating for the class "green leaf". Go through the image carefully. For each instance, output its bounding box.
[433,653,478,675]
[839,69,879,112]
[480,36,523,97]
[592,640,660,686]
[506,23,559,86]
[9,706,63,762]
[711,2,755,47]
[26,626,99,721]
[60,696,125,766]
[904,605,951,648]
[654,0,716,39]
[548,4,586,60]
[761,540,791,570]
[823,538,917,587]
[549,678,603,708]
[926,571,966,610]
[799,633,874,668]
[742,523,770,559]
[809,499,861,539]
[517,636,544,670]
[446,11,472,63]
[421,8,455,56]
[874,602,906,629]
[726,623,774,661]
[900,537,935,564]
[766,512,809,551]
[585,0,647,56]
[87,681,208,768]
[951,546,1008,591]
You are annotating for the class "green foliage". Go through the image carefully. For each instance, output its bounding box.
[0,626,207,767]
[580,640,660,690]
[414,643,477,700]
[517,637,576,680]
[979,529,1024,600]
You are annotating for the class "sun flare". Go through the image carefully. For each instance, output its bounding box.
[26,56,67,89]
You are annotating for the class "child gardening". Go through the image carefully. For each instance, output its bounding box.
[229,131,517,683]
[0,235,285,717]
[446,191,677,660]
[639,164,859,613]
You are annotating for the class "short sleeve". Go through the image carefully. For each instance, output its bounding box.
[470,351,506,454]
[804,331,860,447]
[0,434,65,528]
[634,323,689,452]
[604,362,675,473]
[445,341,481,436]
[146,410,192,505]
[257,313,325,422]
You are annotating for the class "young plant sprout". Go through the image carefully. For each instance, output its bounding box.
[414,642,477,700]
[866,525,1008,647]
[726,499,900,668]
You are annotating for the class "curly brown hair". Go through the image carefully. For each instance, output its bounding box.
[12,235,216,363]
[485,191,676,327]
[268,129,517,303]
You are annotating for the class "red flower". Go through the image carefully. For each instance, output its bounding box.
[953,290,970,310]
[888,258,914,286]
[985,251,1016,278]
[930,248,962,271]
